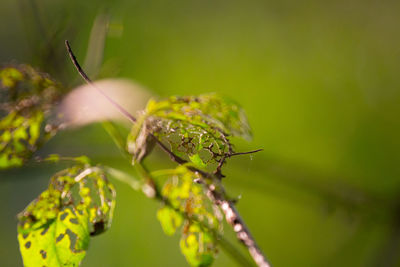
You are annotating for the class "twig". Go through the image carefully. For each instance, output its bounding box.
[214,149,263,178]
[217,198,270,267]
[106,164,254,267]
[104,166,142,191]
[151,134,187,164]
[229,149,264,157]
[65,40,137,123]
[153,141,271,267]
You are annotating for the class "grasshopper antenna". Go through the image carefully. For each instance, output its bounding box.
[65,40,137,123]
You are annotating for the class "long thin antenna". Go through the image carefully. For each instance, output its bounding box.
[65,40,137,123]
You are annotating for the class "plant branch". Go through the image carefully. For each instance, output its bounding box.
[229,149,264,157]
[102,123,254,265]
[105,165,254,267]
[65,40,137,123]
[151,134,187,164]
[153,140,271,267]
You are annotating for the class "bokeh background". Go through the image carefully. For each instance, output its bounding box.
[1,0,400,266]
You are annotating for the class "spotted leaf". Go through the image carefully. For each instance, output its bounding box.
[0,65,62,169]
[180,223,216,267]
[157,206,183,236]
[17,163,116,267]
[127,94,251,169]
[18,207,89,267]
[154,165,221,266]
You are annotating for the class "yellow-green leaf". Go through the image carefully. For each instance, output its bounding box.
[18,208,89,267]
[127,94,252,170]
[156,166,221,266]
[180,223,216,267]
[0,65,62,169]
[157,206,183,236]
[17,164,116,266]
[189,154,207,169]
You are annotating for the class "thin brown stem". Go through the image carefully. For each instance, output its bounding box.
[216,198,271,267]
[151,134,187,164]
[215,149,263,179]
[229,149,264,157]
[65,40,137,123]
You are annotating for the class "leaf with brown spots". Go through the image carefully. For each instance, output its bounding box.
[127,94,251,170]
[154,165,221,266]
[17,163,116,267]
[0,65,62,169]
[18,207,89,267]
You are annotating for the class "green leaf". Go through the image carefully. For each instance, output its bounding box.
[127,94,252,169]
[180,223,216,267]
[42,154,91,165]
[17,207,89,267]
[160,165,221,228]
[189,154,207,169]
[155,166,221,266]
[17,164,116,266]
[126,94,251,265]
[0,67,23,87]
[147,94,252,139]
[0,111,44,168]
[157,206,183,236]
[0,65,62,169]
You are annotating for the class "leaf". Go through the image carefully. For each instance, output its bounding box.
[42,154,91,165]
[0,111,44,168]
[17,208,89,267]
[157,206,183,236]
[180,223,216,267]
[0,65,62,169]
[154,165,221,266]
[189,154,207,169]
[0,67,24,88]
[146,94,251,139]
[17,164,116,266]
[159,166,218,222]
[127,94,252,169]
[126,94,251,265]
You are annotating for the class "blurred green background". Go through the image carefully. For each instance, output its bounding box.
[1,0,400,266]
